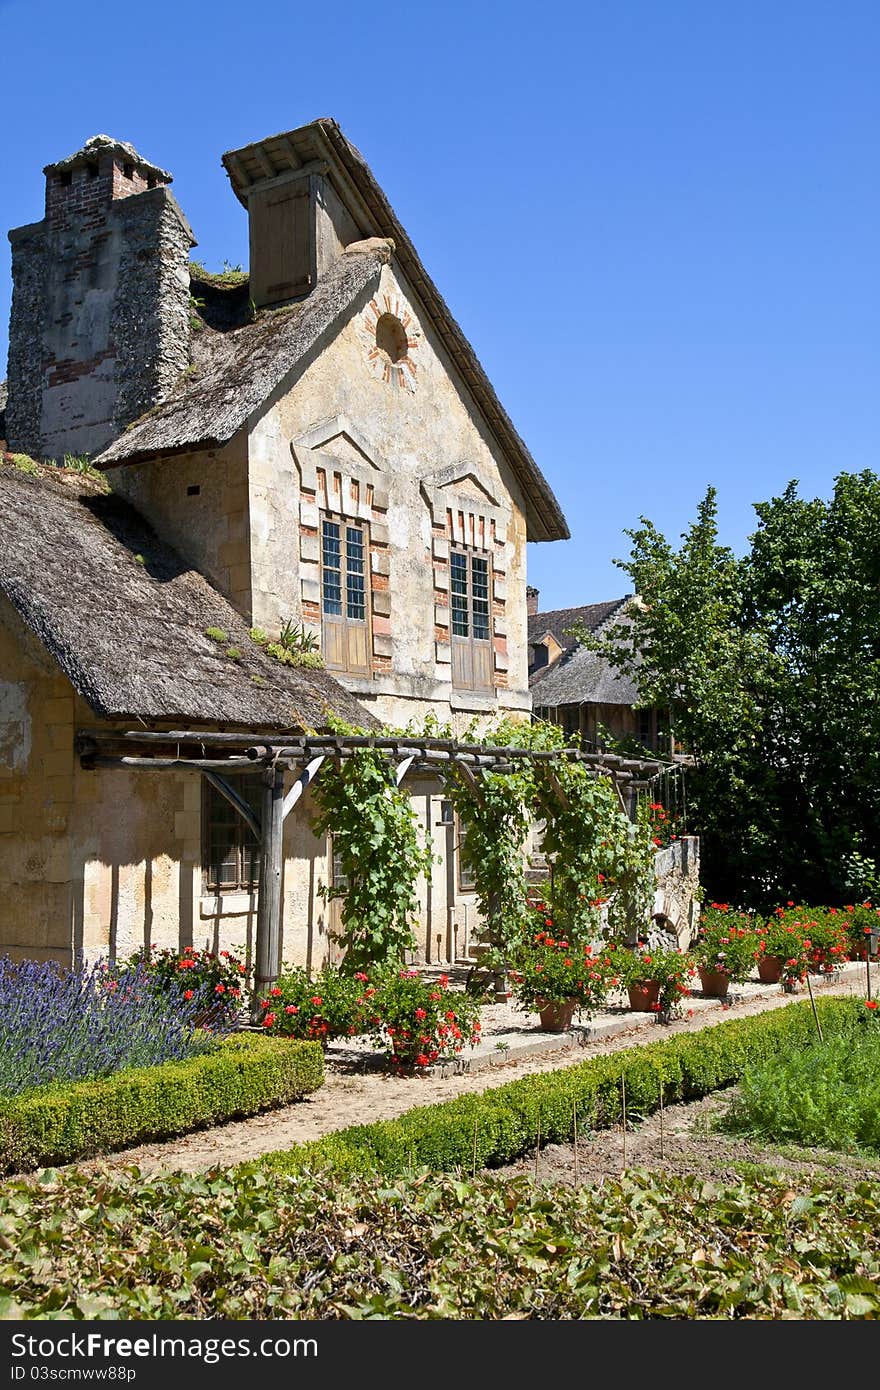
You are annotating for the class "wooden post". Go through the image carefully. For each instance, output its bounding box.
[252,763,285,1021]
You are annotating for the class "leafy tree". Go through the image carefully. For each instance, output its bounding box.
[589,472,880,907]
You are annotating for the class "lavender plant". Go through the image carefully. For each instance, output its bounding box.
[0,957,225,1097]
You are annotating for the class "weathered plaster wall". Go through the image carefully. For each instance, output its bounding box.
[248,261,532,728]
[653,836,701,947]
[105,434,252,618]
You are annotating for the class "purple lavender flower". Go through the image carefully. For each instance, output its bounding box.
[0,957,232,1097]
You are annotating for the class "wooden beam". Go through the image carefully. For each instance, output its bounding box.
[253,764,285,1015]
[87,755,256,771]
[201,770,261,842]
[282,756,325,822]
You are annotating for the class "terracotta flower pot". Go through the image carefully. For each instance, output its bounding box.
[537,998,578,1033]
[757,954,784,985]
[627,979,662,1012]
[698,967,730,998]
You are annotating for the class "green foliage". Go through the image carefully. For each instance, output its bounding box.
[249,627,269,646]
[0,1035,323,1174]
[262,997,868,1182]
[189,258,249,288]
[4,451,40,475]
[368,967,482,1071]
[310,719,435,973]
[205,626,228,644]
[278,618,320,653]
[115,944,248,1024]
[2,1163,879,1319]
[722,1003,880,1153]
[593,473,880,907]
[225,647,243,661]
[264,642,324,669]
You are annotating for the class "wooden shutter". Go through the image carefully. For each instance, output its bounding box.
[249,182,313,306]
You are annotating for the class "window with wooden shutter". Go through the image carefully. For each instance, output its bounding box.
[202,774,262,892]
[248,182,313,306]
[320,516,372,676]
[450,548,493,692]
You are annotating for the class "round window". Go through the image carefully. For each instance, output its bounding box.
[375,312,409,364]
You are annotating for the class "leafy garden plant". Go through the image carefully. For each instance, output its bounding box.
[258,966,373,1044]
[508,916,610,1016]
[604,942,696,1016]
[116,945,248,1025]
[691,905,756,982]
[311,718,435,974]
[370,968,482,1072]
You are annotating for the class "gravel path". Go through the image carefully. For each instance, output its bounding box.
[75,975,866,1177]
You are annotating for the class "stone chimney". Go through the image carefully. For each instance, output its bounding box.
[526,585,539,616]
[6,134,195,461]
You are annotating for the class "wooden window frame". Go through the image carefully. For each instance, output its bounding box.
[320,513,373,676]
[201,774,262,894]
[456,814,477,894]
[449,545,493,693]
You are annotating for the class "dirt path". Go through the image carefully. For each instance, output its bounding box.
[75,978,864,1177]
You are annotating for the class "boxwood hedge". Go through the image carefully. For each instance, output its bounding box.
[259,997,868,1180]
[1,1034,323,1174]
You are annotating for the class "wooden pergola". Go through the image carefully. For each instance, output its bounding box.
[76,728,669,1014]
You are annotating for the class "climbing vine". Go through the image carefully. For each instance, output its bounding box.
[308,712,659,975]
[310,719,435,974]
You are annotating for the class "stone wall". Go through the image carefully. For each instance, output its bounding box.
[652,836,701,946]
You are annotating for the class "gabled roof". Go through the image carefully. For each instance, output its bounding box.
[528,598,630,652]
[97,241,388,467]
[0,462,373,731]
[529,597,640,707]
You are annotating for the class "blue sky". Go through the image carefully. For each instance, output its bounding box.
[1,0,877,608]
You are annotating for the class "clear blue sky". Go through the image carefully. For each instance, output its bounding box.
[2,0,877,608]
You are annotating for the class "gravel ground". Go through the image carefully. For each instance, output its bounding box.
[71,974,867,1178]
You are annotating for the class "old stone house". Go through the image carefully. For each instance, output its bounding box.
[0,120,570,977]
[527,591,670,754]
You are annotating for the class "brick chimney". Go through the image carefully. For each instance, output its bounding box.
[6,134,196,461]
[526,585,539,616]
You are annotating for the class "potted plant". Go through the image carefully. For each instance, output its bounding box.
[692,905,756,996]
[604,942,695,1018]
[837,903,880,961]
[509,928,610,1032]
[753,911,809,984]
[794,910,850,974]
[116,944,248,1027]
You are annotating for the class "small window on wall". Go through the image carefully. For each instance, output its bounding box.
[321,516,371,676]
[456,816,477,892]
[202,774,262,892]
[450,548,492,692]
[329,838,349,891]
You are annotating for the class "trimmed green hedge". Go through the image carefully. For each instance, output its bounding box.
[259,997,866,1180]
[1,1034,323,1174]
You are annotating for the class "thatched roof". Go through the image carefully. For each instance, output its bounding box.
[0,462,373,730]
[97,242,388,468]
[529,597,641,708]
